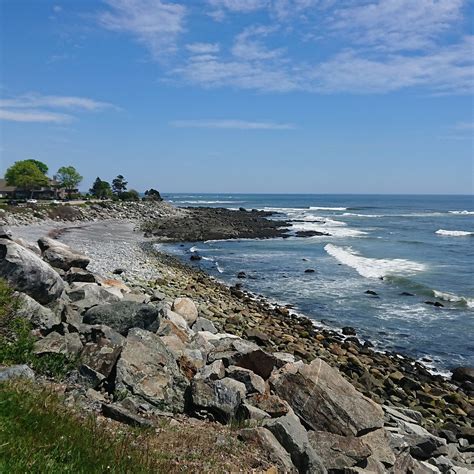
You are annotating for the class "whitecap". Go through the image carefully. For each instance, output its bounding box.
[292,220,365,238]
[342,213,384,218]
[309,206,347,211]
[432,290,474,309]
[190,246,198,253]
[324,244,426,278]
[215,262,224,273]
[435,229,473,237]
[448,210,474,215]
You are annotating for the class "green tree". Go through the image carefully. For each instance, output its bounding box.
[5,160,49,198]
[89,177,112,199]
[24,159,48,175]
[112,175,127,196]
[120,189,140,201]
[55,166,83,199]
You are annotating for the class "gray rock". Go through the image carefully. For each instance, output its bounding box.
[226,365,266,394]
[191,377,245,422]
[427,455,454,473]
[238,401,271,421]
[307,430,372,471]
[0,238,65,305]
[115,328,188,412]
[33,331,82,356]
[171,297,198,325]
[38,237,90,271]
[83,301,160,336]
[102,403,153,428]
[67,283,121,310]
[239,427,297,473]
[122,293,150,304]
[16,293,61,332]
[192,317,217,334]
[0,364,35,382]
[195,360,225,381]
[263,411,327,473]
[65,267,98,284]
[270,359,384,436]
[359,428,396,467]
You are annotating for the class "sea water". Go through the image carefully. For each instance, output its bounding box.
[161,194,474,371]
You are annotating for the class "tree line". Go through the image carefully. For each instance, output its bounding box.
[4,159,162,201]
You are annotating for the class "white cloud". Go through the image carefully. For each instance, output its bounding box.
[0,93,116,123]
[170,119,295,129]
[0,94,114,111]
[207,0,268,14]
[331,0,464,51]
[0,109,72,123]
[98,0,186,57]
[232,25,285,60]
[185,42,220,54]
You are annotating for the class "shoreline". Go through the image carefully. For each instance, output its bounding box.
[29,219,471,431]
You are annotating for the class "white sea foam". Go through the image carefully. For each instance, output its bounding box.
[309,206,347,211]
[190,246,198,253]
[216,262,224,273]
[433,290,474,308]
[180,200,243,204]
[324,244,426,278]
[292,221,366,238]
[342,213,384,218]
[449,210,474,215]
[435,229,474,237]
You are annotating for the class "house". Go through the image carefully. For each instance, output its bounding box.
[0,178,76,200]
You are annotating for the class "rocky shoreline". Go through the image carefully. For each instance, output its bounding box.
[1,203,473,472]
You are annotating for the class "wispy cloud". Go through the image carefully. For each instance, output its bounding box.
[98,0,186,57]
[453,121,474,130]
[170,119,296,129]
[0,93,116,123]
[0,109,72,123]
[96,0,473,96]
[331,0,464,51]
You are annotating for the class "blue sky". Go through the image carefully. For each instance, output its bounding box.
[0,0,473,194]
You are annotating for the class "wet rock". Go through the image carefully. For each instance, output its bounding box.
[304,269,316,273]
[365,290,378,296]
[172,297,198,325]
[38,237,90,271]
[270,359,384,436]
[307,430,372,471]
[0,238,65,305]
[237,271,246,279]
[400,292,415,296]
[239,427,297,473]
[451,366,474,384]
[0,364,35,382]
[83,301,160,336]
[264,412,326,473]
[425,301,444,307]
[190,255,202,261]
[342,326,357,336]
[115,328,188,412]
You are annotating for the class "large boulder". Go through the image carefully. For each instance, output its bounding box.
[33,331,83,356]
[172,297,198,325]
[83,301,160,336]
[0,238,65,305]
[191,376,246,423]
[307,430,372,471]
[67,283,121,310]
[115,328,188,412]
[263,412,327,473]
[16,293,61,332]
[0,364,35,382]
[38,237,90,271]
[270,359,384,436]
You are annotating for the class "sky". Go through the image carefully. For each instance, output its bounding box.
[0,0,473,194]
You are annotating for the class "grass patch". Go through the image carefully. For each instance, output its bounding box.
[0,279,77,379]
[0,381,269,473]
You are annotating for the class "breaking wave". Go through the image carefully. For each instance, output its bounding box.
[435,229,473,237]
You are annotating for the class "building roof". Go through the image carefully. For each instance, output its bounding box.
[0,179,17,192]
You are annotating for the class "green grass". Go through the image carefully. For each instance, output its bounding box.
[0,381,165,473]
[0,279,78,379]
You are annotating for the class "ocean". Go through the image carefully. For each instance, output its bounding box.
[160,194,474,372]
